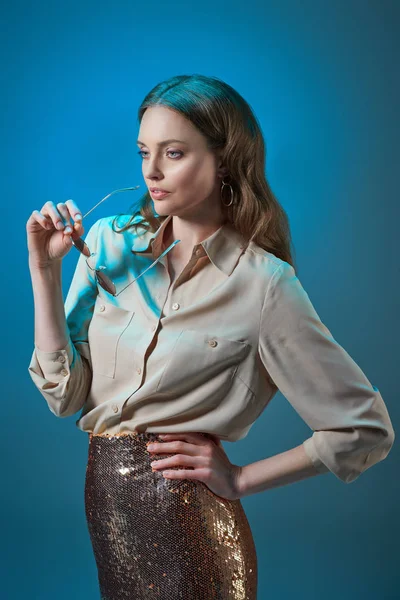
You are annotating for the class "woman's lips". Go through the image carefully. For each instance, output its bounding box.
[150,190,171,199]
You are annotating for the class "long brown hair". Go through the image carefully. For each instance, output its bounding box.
[112,74,296,270]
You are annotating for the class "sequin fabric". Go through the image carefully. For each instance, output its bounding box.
[85,431,258,599]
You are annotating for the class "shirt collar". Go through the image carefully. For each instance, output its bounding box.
[131,214,247,277]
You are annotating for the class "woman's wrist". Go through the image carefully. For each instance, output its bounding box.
[29,254,62,273]
[233,443,322,499]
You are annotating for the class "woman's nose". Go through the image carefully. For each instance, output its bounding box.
[143,157,164,177]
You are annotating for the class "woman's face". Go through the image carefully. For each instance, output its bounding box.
[137,105,225,219]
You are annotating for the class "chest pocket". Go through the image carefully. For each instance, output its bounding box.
[88,295,135,378]
[156,329,251,395]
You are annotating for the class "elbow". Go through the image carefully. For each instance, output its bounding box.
[56,399,85,418]
[29,349,92,420]
[51,373,92,418]
[45,388,86,418]
[30,378,87,419]
[344,425,395,484]
[361,423,395,474]
[308,422,396,484]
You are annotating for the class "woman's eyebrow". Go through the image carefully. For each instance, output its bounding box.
[136,138,188,146]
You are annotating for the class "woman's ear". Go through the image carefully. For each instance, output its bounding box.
[217,163,229,179]
[215,149,229,179]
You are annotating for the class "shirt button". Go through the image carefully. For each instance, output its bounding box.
[136,367,142,374]
[151,324,157,332]
[60,368,69,376]
[208,339,218,347]
[172,303,180,311]
[57,355,66,363]
[99,304,105,312]
[112,404,119,413]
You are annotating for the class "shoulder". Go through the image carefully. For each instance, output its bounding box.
[246,240,295,283]
[95,213,147,230]
[89,214,148,241]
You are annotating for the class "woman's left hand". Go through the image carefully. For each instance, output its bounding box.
[146,432,243,501]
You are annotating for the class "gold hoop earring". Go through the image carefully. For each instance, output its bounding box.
[221,178,235,207]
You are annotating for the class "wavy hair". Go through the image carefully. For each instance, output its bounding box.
[112,74,296,269]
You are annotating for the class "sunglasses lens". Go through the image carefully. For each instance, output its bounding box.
[96,270,116,295]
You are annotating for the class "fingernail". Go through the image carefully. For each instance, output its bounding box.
[75,214,82,221]
[56,221,64,230]
[64,226,72,234]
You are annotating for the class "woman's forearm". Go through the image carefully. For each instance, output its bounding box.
[29,257,70,352]
[236,442,322,499]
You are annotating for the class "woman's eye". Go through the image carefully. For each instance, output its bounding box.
[137,150,182,159]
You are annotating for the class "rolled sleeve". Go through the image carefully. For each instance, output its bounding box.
[34,337,75,379]
[258,261,395,484]
[28,220,101,418]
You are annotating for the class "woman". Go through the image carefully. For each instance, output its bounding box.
[26,74,395,599]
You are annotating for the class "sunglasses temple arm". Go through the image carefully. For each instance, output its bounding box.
[71,186,141,250]
[116,240,181,296]
[81,186,141,220]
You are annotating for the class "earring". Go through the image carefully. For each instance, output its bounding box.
[220,177,235,207]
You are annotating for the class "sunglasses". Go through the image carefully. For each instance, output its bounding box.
[71,186,180,297]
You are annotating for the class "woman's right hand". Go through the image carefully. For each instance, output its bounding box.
[27,199,85,268]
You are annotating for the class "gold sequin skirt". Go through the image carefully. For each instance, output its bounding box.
[85,431,258,599]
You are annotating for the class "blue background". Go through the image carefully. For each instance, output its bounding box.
[2,0,399,598]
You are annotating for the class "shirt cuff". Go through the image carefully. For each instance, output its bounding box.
[34,339,75,380]
[303,436,330,475]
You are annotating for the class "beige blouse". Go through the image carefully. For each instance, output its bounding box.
[28,213,395,483]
